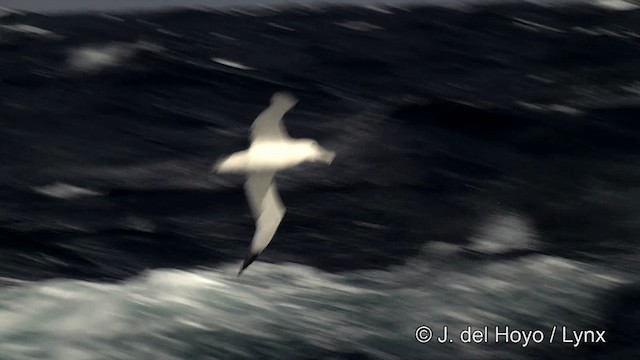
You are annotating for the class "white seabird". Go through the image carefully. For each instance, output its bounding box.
[213,92,336,275]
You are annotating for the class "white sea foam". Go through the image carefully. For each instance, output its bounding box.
[267,22,296,31]
[156,28,183,38]
[124,216,157,233]
[68,44,131,71]
[573,25,639,38]
[98,13,125,22]
[467,212,539,254]
[595,0,639,10]
[517,101,584,116]
[336,21,383,32]
[210,31,237,41]
[0,24,63,39]
[211,57,255,70]
[0,7,24,17]
[67,41,163,72]
[621,82,640,95]
[364,5,394,14]
[572,26,601,36]
[547,104,584,115]
[526,74,555,84]
[512,17,564,33]
[33,182,103,199]
[0,243,632,360]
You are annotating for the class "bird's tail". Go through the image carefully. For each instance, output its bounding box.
[238,252,260,276]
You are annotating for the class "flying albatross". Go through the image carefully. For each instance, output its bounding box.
[213,92,336,275]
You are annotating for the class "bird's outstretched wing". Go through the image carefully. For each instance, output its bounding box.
[244,172,274,221]
[250,92,298,143]
[240,172,286,275]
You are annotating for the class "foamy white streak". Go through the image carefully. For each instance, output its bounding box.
[336,21,383,32]
[267,22,295,31]
[0,7,24,17]
[467,212,539,254]
[67,41,163,72]
[33,182,103,200]
[0,24,62,39]
[596,0,639,10]
[211,57,255,70]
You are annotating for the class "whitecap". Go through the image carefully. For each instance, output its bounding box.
[67,43,136,72]
[466,212,540,254]
[336,21,383,32]
[67,41,163,72]
[209,31,237,41]
[0,8,24,18]
[517,101,583,116]
[257,5,281,14]
[512,17,564,33]
[595,0,639,11]
[352,221,388,230]
[526,74,555,84]
[0,24,63,40]
[267,22,295,31]
[621,82,640,95]
[98,13,125,22]
[33,182,103,200]
[156,28,183,38]
[211,57,255,70]
[547,104,584,115]
[364,5,394,14]
[124,216,156,233]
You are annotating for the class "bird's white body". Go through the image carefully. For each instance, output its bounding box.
[216,140,331,173]
[213,92,335,274]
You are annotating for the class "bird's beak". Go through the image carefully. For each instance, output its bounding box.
[321,150,336,165]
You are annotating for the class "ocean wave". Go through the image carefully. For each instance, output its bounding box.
[0,249,633,360]
[3,0,640,14]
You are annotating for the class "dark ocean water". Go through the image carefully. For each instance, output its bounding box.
[0,3,639,360]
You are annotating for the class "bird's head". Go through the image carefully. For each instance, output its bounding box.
[306,139,335,165]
